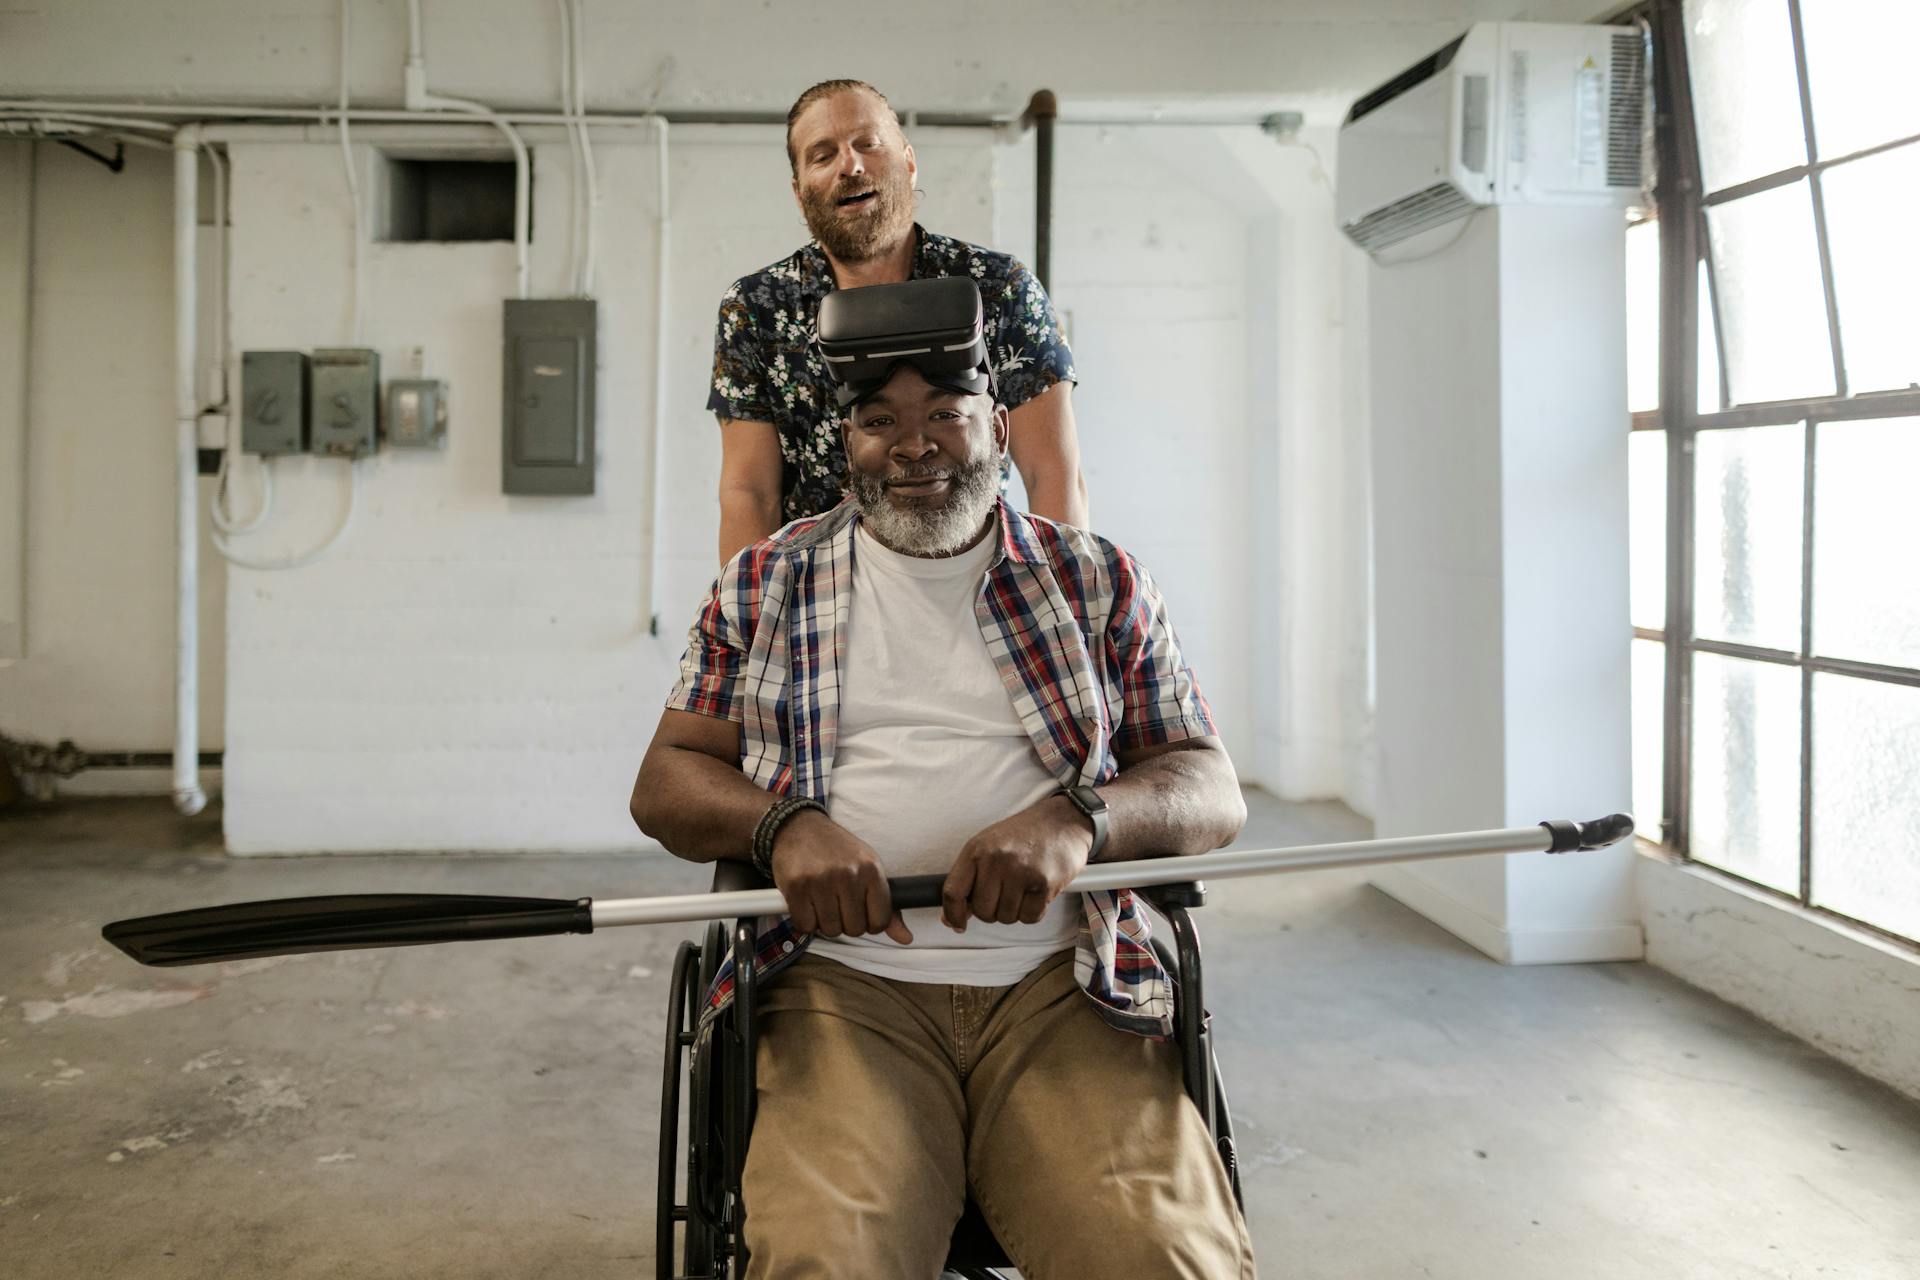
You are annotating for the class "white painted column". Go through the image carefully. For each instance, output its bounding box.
[0,143,32,660]
[1367,204,1640,964]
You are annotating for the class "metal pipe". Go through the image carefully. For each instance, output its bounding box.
[589,822,1590,929]
[0,97,1004,130]
[1021,89,1057,292]
[171,125,207,817]
[401,2,530,298]
[645,115,671,635]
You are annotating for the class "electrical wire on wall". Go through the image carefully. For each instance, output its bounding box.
[1260,112,1335,196]
[557,0,584,295]
[209,1,362,572]
[337,0,365,346]
[405,0,531,299]
[571,0,599,296]
[200,142,274,540]
[556,0,599,297]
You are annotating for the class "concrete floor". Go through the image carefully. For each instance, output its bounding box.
[3,794,1918,1279]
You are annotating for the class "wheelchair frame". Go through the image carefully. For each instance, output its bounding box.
[655,864,1243,1280]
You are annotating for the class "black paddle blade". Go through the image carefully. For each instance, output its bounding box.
[102,894,594,968]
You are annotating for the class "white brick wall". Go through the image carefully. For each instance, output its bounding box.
[1,0,1497,839]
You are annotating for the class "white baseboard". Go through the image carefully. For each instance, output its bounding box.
[1371,864,1645,965]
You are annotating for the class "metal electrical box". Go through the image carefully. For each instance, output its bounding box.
[387,378,448,449]
[240,350,310,456]
[502,299,596,495]
[310,348,380,457]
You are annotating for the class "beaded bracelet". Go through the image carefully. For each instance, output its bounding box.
[750,795,827,882]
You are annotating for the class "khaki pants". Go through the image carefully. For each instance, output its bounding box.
[739,949,1257,1279]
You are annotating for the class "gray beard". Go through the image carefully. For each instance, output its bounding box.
[850,452,1001,557]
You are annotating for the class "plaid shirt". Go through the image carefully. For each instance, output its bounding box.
[665,498,1216,1039]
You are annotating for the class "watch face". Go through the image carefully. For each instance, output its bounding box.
[1069,785,1106,814]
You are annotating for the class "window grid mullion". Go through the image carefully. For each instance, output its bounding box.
[1652,0,1702,854]
[1786,0,1849,401]
[1798,417,1817,908]
[1786,0,1830,915]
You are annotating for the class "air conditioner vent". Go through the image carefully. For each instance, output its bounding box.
[1342,182,1477,251]
[1607,32,1646,188]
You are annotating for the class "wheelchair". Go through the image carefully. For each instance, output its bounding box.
[655,859,1243,1280]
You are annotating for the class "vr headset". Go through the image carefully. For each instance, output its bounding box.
[816,276,996,409]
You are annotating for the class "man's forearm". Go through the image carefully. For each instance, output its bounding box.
[717,491,781,566]
[631,744,778,864]
[1093,742,1247,863]
[1024,467,1089,529]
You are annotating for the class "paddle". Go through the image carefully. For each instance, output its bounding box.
[104,813,1634,967]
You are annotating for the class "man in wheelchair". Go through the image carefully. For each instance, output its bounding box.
[632,277,1256,1278]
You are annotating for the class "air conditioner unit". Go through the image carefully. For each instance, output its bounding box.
[1336,22,1645,252]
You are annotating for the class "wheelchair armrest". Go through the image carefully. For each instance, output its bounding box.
[1139,880,1207,911]
[709,859,773,895]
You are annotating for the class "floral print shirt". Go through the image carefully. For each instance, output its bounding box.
[707,226,1077,523]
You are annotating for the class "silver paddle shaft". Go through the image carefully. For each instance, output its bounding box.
[590,822,1575,929]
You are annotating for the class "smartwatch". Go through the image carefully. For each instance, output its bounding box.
[1057,784,1109,861]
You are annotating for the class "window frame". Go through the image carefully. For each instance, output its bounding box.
[1644,0,1920,951]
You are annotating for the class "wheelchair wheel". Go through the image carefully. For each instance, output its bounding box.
[656,939,697,1279]
[658,935,729,1279]
[683,924,727,1278]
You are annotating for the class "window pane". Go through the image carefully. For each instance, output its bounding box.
[1811,673,1920,941]
[1626,220,1660,413]
[1629,430,1667,631]
[1693,423,1804,650]
[1814,416,1920,669]
[1705,182,1836,405]
[1683,0,1808,193]
[1821,143,1920,395]
[1632,638,1665,842]
[1690,651,1802,892]
[1800,0,1920,160]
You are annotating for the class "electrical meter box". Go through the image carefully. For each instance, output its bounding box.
[502,299,596,495]
[387,378,448,449]
[240,350,310,456]
[310,348,380,457]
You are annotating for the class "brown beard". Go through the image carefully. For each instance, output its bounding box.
[800,169,915,263]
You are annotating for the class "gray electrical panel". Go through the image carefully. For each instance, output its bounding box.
[502,299,595,495]
[240,350,309,455]
[310,348,380,457]
[387,378,448,449]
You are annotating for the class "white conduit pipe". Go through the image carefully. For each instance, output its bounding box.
[171,126,207,817]
[571,0,599,296]
[402,0,529,298]
[645,115,670,635]
[556,0,584,294]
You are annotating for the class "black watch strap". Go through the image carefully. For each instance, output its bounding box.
[1058,784,1109,861]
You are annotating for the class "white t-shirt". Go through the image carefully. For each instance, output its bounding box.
[808,524,1079,985]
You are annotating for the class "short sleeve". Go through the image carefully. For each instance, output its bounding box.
[707,285,773,422]
[664,571,750,722]
[985,260,1078,411]
[1104,551,1215,751]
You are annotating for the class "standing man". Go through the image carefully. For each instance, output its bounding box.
[709,78,1087,563]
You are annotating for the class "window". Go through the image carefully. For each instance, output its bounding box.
[1638,0,1920,947]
